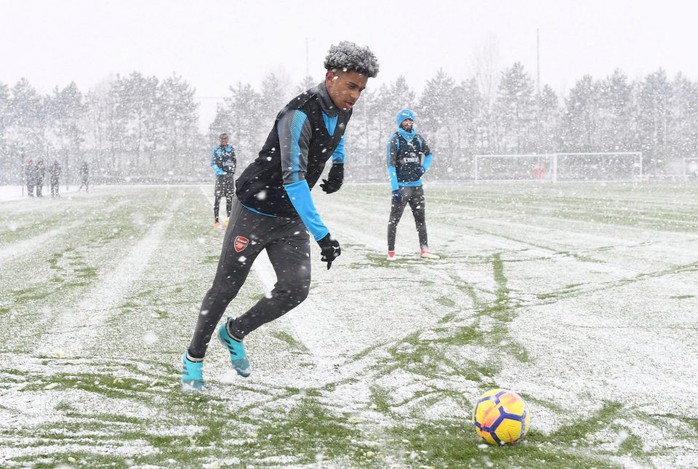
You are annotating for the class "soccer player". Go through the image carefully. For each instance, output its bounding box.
[181,41,379,390]
[78,161,89,192]
[49,160,61,197]
[386,109,440,260]
[211,132,237,228]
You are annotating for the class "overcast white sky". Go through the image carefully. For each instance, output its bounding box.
[2,0,698,127]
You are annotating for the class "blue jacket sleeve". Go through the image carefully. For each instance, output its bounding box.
[284,180,329,241]
[331,135,346,163]
[423,153,433,172]
[211,148,224,176]
[279,110,312,184]
[387,136,399,191]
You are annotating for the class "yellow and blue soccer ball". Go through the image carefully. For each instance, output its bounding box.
[473,389,530,445]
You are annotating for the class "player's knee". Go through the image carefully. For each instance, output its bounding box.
[275,280,310,306]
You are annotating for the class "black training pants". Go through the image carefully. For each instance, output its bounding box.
[214,174,235,220]
[188,199,311,359]
[387,185,428,252]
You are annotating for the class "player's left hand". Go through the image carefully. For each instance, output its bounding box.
[318,233,341,269]
[320,163,344,194]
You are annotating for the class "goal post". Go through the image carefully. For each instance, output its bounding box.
[683,157,698,180]
[473,152,643,182]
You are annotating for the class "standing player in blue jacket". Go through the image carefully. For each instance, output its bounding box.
[211,133,237,228]
[386,109,440,260]
[181,41,379,390]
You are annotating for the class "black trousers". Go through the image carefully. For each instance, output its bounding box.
[387,185,428,252]
[214,174,235,221]
[50,178,59,197]
[188,199,311,358]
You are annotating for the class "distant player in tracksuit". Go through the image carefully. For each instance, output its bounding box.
[386,109,440,260]
[181,41,380,390]
[211,133,237,227]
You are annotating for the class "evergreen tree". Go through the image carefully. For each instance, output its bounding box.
[159,74,201,175]
[260,72,289,125]
[451,77,482,175]
[418,69,458,177]
[343,89,381,180]
[8,78,45,167]
[668,73,698,164]
[84,83,110,179]
[637,69,670,171]
[119,72,160,171]
[375,76,415,140]
[0,82,10,183]
[598,69,635,152]
[495,62,536,153]
[46,82,85,182]
[209,103,232,143]
[563,75,600,152]
[538,84,560,153]
[295,75,316,94]
[225,82,263,165]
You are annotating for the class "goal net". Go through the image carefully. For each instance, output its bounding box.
[554,152,642,182]
[473,154,555,182]
[473,152,643,182]
[683,157,698,180]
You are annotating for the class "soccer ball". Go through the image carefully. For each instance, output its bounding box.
[473,389,530,445]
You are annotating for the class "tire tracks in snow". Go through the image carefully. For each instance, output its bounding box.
[0,221,85,264]
[37,198,182,357]
[0,198,131,264]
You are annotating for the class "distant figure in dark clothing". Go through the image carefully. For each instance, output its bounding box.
[49,160,61,197]
[25,158,36,197]
[35,159,46,197]
[211,133,237,228]
[386,109,439,260]
[78,162,89,192]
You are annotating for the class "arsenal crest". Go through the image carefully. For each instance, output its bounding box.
[234,236,249,253]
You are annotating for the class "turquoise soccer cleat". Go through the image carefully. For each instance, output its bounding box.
[218,319,251,378]
[181,352,204,391]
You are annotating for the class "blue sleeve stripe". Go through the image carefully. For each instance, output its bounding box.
[387,137,398,190]
[388,167,399,191]
[284,180,329,241]
[289,111,308,183]
[423,153,433,171]
[211,148,222,175]
[322,111,337,136]
[332,135,346,163]
[322,111,343,162]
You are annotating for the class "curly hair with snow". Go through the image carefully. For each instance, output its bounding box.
[323,41,379,78]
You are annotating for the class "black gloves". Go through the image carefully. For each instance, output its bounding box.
[320,163,344,194]
[392,189,402,204]
[317,233,341,269]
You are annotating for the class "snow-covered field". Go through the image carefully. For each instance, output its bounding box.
[0,182,696,468]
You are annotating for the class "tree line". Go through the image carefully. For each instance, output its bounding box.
[0,73,201,185]
[1,63,697,184]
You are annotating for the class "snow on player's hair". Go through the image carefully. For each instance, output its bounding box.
[324,41,379,78]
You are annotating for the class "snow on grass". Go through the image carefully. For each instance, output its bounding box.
[0,182,697,468]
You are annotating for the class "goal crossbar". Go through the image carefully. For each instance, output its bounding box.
[473,152,643,182]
